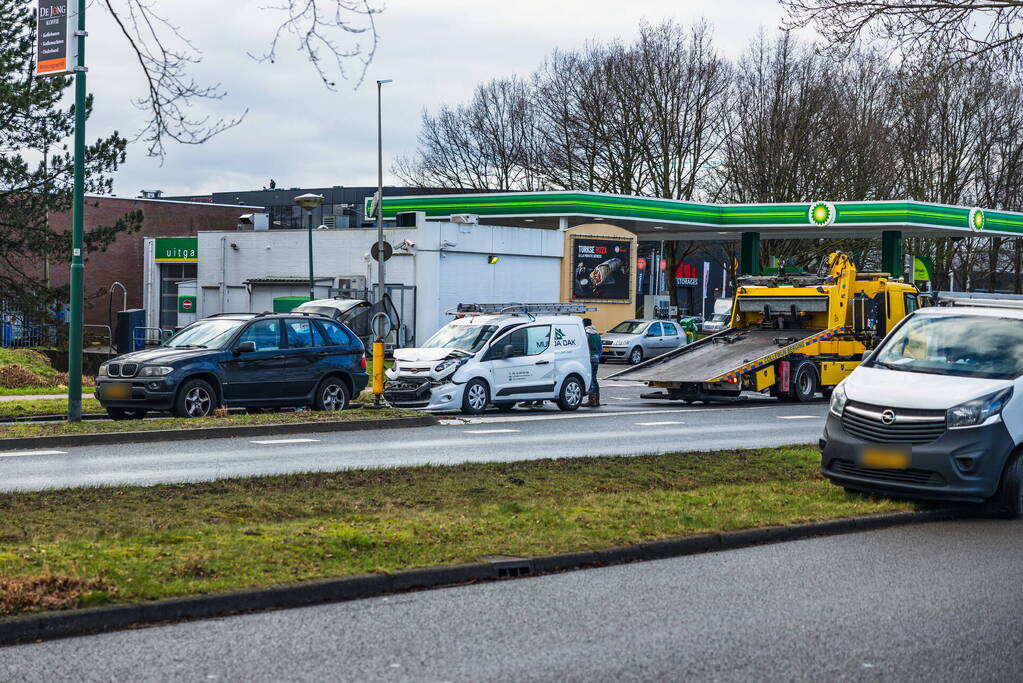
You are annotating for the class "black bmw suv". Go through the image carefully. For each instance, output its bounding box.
[94,313,368,419]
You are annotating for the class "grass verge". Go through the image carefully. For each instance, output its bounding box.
[0,407,421,439]
[0,447,916,616]
[0,398,104,419]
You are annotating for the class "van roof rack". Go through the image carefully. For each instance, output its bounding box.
[451,303,595,316]
[935,291,1023,309]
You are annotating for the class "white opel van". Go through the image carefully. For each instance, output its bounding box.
[383,304,593,414]
[820,293,1023,517]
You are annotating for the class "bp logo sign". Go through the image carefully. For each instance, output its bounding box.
[808,201,836,227]
[969,207,985,232]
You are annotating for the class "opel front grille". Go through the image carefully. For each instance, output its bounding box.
[841,401,946,445]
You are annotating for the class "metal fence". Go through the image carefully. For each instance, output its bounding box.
[0,304,61,348]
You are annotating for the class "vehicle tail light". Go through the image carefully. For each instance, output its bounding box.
[361,354,367,370]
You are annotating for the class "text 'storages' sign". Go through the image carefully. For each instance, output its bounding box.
[37,1,77,77]
[571,236,632,302]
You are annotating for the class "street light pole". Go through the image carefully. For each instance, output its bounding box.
[373,78,392,405]
[293,193,325,301]
[68,0,87,422]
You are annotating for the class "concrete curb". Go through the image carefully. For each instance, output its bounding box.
[0,507,961,646]
[0,415,438,451]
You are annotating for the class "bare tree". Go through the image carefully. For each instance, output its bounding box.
[782,1,1023,64]
[100,0,382,158]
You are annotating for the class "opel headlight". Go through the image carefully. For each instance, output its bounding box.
[138,366,174,377]
[947,388,1012,429]
[829,382,848,416]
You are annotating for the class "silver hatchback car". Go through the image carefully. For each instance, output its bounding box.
[600,319,687,364]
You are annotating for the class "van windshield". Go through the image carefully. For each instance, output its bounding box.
[422,324,498,353]
[871,314,1023,379]
[610,321,647,334]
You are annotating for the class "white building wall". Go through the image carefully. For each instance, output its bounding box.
[190,220,566,344]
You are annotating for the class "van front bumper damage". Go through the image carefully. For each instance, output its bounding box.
[383,377,464,411]
[820,411,1016,503]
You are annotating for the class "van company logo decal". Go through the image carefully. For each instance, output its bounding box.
[553,328,577,347]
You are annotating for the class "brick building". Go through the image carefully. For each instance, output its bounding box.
[44,196,262,328]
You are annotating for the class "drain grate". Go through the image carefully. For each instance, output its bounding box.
[480,555,533,578]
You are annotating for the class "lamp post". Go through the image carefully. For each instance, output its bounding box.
[373,78,392,404]
[294,193,325,300]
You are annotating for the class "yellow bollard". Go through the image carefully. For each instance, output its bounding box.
[372,341,385,396]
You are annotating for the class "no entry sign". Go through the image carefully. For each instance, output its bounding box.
[36,1,78,77]
[178,295,197,313]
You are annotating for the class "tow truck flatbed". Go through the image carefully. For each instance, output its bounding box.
[607,328,821,383]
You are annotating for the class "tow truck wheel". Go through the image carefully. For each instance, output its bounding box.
[628,347,644,364]
[792,361,819,402]
[461,378,490,415]
[989,451,1023,519]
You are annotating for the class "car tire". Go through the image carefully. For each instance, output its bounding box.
[461,378,490,415]
[988,451,1023,519]
[493,402,517,412]
[314,377,350,411]
[792,361,819,402]
[174,379,217,418]
[628,347,644,364]
[106,407,148,420]
[556,375,584,412]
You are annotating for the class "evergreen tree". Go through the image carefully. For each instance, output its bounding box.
[0,0,141,315]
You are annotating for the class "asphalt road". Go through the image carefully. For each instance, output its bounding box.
[4,518,1020,681]
[0,378,828,491]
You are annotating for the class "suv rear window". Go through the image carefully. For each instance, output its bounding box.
[318,321,352,346]
[285,319,315,348]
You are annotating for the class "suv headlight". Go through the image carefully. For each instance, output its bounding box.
[947,388,1013,429]
[138,366,174,377]
[829,382,848,416]
[98,364,109,377]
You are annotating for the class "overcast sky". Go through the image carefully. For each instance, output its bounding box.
[81,0,798,197]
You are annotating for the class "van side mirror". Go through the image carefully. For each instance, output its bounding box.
[502,344,514,359]
[235,341,256,355]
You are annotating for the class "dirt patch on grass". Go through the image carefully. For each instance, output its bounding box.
[0,365,45,389]
[0,575,116,615]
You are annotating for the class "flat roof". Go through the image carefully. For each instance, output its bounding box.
[376,191,1023,239]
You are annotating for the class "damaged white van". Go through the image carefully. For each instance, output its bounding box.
[384,303,593,414]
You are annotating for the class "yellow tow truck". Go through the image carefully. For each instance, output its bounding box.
[608,252,921,402]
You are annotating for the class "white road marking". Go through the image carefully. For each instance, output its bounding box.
[636,421,685,426]
[776,415,818,420]
[463,429,521,434]
[0,449,67,457]
[440,404,803,426]
[250,438,321,445]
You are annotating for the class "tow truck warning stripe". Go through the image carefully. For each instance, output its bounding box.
[708,326,849,382]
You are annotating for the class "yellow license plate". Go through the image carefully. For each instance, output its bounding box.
[102,383,131,400]
[859,447,910,470]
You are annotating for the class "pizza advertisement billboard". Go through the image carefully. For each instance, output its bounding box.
[570,236,632,303]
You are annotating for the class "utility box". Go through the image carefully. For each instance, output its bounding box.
[273,296,311,313]
[116,309,146,354]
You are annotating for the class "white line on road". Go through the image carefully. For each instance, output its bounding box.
[441,404,802,426]
[776,416,819,420]
[463,429,522,434]
[250,438,321,445]
[635,421,685,426]
[0,450,67,457]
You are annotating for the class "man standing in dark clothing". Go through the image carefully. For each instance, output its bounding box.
[583,317,602,407]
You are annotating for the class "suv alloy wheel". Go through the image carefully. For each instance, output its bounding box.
[175,378,216,418]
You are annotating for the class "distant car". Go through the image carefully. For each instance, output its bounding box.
[94,312,367,419]
[701,299,733,334]
[295,297,401,351]
[600,319,687,364]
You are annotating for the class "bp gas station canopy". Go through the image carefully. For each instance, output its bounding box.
[378,191,1023,275]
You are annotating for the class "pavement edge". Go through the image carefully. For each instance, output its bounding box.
[0,415,438,451]
[0,507,960,646]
